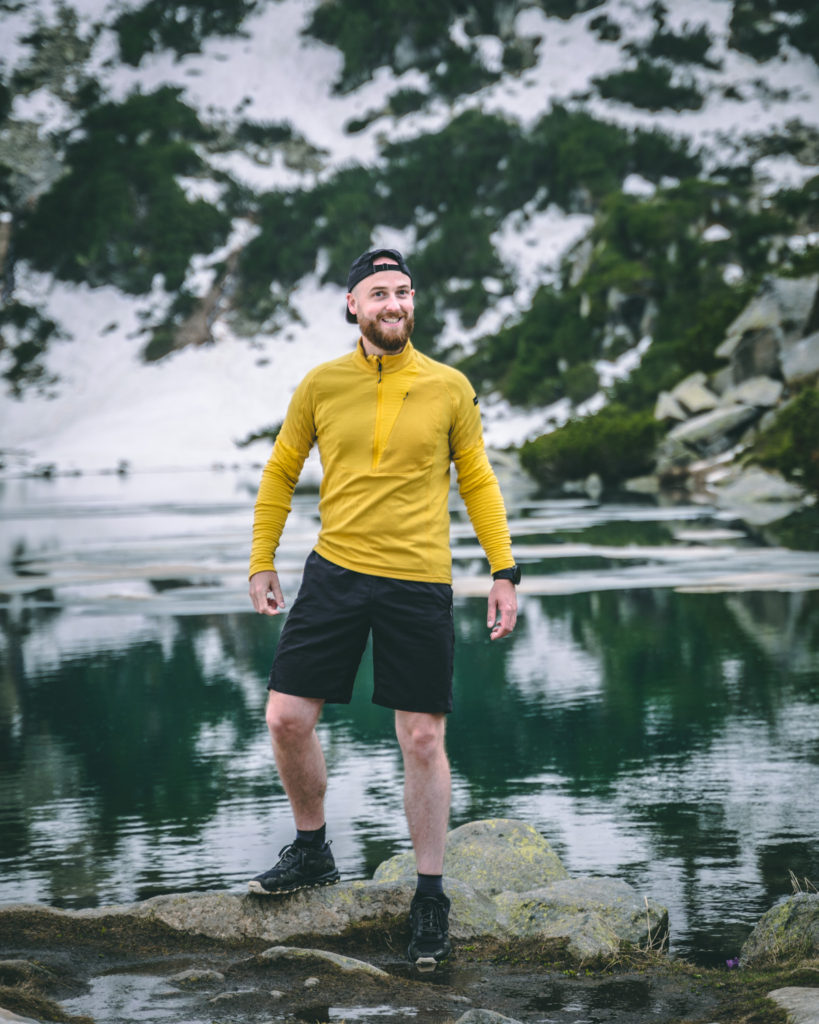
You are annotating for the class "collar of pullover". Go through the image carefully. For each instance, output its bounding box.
[354,338,416,374]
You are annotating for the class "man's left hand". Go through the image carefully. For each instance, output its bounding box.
[487,579,517,640]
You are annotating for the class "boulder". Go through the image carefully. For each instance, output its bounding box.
[727,326,784,383]
[455,1011,524,1024]
[0,821,665,966]
[740,893,819,967]
[719,275,819,355]
[719,375,784,408]
[373,819,569,896]
[667,404,759,452]
[670,373,719,414]
[0,1008,42,1023]
[494,877,667,961]
[781,329,819,385]
[767,986,819,1024]
[713,466,804,506]
[255,946,389,977]
[654,390,687,421]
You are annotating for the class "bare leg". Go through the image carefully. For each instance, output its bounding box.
[395,711,450,875]
[266,691,326,831]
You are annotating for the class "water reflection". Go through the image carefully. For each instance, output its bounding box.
[1,476,818,966]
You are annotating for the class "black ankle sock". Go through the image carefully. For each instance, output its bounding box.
[295,824,326,849]
[415,873,444,898]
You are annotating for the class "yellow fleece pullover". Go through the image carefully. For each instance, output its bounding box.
[249,339,514,584]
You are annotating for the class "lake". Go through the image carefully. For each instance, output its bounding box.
[1,468,818,966]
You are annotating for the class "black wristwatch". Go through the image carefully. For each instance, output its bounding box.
[492,565,521,584]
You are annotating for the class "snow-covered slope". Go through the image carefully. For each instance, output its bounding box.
[1,0,818,474]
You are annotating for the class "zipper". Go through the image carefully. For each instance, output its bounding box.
[373,357,383,469]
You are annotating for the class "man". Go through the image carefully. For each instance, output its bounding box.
[247,247,520,969]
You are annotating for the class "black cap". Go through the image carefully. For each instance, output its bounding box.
[345,248,412,323]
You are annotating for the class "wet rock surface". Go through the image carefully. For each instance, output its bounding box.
[0,920,720,1024]
[0,820,816,1023]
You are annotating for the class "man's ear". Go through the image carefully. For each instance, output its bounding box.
[346,292,356,317]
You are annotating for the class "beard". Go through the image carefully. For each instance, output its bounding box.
[359,311,415,353]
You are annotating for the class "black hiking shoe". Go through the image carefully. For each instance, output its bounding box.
[407,892,452,970]
[248,841,339,895]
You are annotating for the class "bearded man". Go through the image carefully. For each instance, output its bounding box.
[247,247,520,969]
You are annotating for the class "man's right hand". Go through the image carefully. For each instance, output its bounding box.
[249,570,285,615]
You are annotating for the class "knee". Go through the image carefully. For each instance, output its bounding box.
[265,695,316,747]
[398,716,446,764]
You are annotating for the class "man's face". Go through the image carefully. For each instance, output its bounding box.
[347,267,415,354]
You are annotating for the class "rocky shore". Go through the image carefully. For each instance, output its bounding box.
[1,819,816,1024]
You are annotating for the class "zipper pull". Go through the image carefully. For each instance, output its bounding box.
[377,357,382,383]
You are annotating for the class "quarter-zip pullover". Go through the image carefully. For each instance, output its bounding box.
[249,339,514,584]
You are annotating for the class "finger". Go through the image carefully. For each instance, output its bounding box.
[490,602,517,640]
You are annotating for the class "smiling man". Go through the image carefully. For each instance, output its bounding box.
[247,247,519,970]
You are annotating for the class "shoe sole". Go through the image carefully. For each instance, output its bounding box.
[411,955,440,974]
[247,872,340,896]
[407,942,451,973]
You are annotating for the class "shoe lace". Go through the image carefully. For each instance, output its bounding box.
[415,898,445,936]
[277,843,304,867]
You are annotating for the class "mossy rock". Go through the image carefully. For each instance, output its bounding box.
[740,893,819,967]
[373,819,569,896]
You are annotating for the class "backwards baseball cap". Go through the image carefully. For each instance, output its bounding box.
[345,248,412,323]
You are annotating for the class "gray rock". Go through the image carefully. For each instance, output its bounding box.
[782,329,819,385]
[727,326,784,383]
[374,819,569,896]
[130,878,415,944]
[0,961,53,985]
[0,1008,42,1024]
[167,967,225,987]
[713,466,804,510]
[741,893,819,967]
[208,988,259,1003]
[455,1012,524,1024]
[0,820,666,966]
[720,376,784,408]
[667,404,759,451]
[256,946,389,978]
[623,474,661,495]
[670,373,719,414]
[494,877,667,961]
[720,275,819,353]
[767,987,819,1024]
[654,390,687,421]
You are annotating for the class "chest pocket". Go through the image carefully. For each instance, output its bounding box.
[376,382,449,472]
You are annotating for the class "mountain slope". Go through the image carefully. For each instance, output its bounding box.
[1,0,817,474]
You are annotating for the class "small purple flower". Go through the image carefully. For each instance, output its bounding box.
[725,957,740,969]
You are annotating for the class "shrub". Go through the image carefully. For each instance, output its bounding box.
[728,0,783,61]
[520,405,660,486]
[589,14,621,42]
[389,88,428,116]
[563,361,600,405]
[0,302,62,397]
[594,59,704,111]
[15,89,230,293]
[114,0,258,65]
[644,23,719,67]
[307,0,538,95]
[540,0,605,18]
[750,386,819,495]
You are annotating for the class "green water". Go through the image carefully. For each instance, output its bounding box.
[1,471,818,965]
